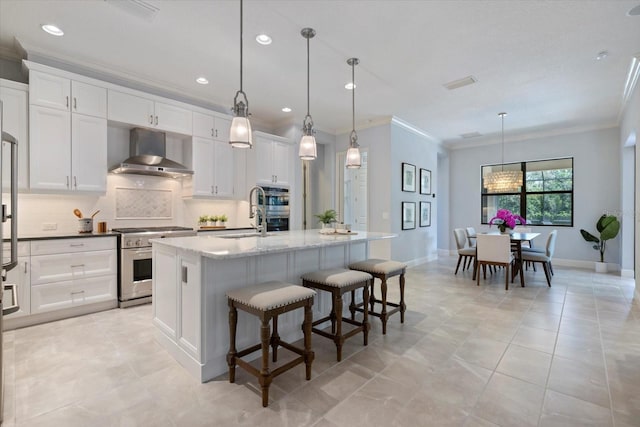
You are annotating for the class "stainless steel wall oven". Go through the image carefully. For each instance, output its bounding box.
[257,186,289,231]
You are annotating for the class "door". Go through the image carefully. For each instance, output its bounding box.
[107,90,154,128]
[71,81,106,118]
[29,71,70,111]
[337,149,368,232]
[29,105,71,190]
[214,141,234,197]
[191,137,214,196]
[71,114,107,192]
[154,101,192,135]
[255,137,273,185]
[272,140,290,185]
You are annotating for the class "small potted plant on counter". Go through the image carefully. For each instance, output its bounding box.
[219,214,228,227]
[208,215,218,227]
[198,215,209,228]
[580,214,620,273]
[315,209,338,233]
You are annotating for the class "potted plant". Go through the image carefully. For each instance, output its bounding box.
[198,215,209,227]
[580,214,620,273]
[209,215,219,227]
[219,214,228,227]
[489,209,525,234]
[315,209,338,230]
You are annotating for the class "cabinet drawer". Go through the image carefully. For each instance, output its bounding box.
[30,237,115,256]
[31,275,117,314]
[31,249,116,285]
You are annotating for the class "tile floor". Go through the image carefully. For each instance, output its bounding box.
[2,257,639,426]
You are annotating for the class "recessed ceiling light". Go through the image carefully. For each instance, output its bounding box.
[345,82,356,90]
[41,24,64,36]
[195,77,209,85]
[595,50,609,61]
[256,34,272,45]
[282,107,292,112]
[628,4,640,16]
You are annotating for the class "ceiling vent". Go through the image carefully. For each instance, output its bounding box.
[443,76,477,90]
[460,131,482,139]
[105,0,160,22]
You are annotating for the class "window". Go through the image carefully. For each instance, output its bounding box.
[481,158,573,226]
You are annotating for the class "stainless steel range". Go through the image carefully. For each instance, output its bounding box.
[114,226,196,307]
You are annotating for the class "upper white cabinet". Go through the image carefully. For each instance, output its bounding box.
[183,137,234,198]
[0,79,29,190]
[192,111,231,141]
[254,134,292,187]
[108,90,192,135]
[28,69,107,192]
[29,71,107,118]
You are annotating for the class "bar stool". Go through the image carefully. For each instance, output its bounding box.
[348,259,407,335]
[226,280,316,407]
[301,268,372,361]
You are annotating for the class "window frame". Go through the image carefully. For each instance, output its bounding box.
[480,157,574,227]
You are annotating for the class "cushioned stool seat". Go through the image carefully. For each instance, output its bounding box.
[226,281,316,407]
[348,259,407,334]
[301,268,372,361]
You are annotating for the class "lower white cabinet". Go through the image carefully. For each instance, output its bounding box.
[31,275,116,314]
[3,241,31,320]
[178,252,201,359]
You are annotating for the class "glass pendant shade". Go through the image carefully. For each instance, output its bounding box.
[484,112,522,193]
[229,114,252,148]
[345,145,361,168]
[299,134,317,160]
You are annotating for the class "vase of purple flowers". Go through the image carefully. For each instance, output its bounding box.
[489,209,526,234]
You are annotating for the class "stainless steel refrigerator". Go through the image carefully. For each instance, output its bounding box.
[0,101,19,423]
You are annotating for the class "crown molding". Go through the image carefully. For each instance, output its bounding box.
[0,45,23,61]
[619,53,640,120]
[391,116,442,145]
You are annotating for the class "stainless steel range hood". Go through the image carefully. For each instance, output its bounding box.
[109,128,194,178]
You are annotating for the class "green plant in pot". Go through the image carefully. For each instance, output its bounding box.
[219,214,228,226]
[580,214,620,270]
[315,209,337,228]
[198,215,209,225]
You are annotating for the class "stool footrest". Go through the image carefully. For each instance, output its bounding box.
[278,340,304,356]
[236,343,262,358]
[271,357,305,379]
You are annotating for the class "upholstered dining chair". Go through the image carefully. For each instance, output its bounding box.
[521,230,557,286]
[453,228,476,274]
[475,234,514,290]
[465,227,477,248]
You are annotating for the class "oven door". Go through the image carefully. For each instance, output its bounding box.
[120,248,153,301]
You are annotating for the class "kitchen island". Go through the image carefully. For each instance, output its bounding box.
[151,229,395,382]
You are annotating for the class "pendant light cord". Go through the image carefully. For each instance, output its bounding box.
[499,112,506,172]
[306,35,310,117]
[239,0,243,93]
[351,62,355,134]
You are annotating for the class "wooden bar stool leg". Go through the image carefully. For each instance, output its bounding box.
[330,299,337,334]
[399,273,406,323]
[334,291,344,361]
[349,290,357,321]
[303,302,314,380]
[259,318,272,407]
[369,281,376,313]
[270,316,280,362]
[363,282,370,345]
[380,276,389,335]
[226,304,238,383]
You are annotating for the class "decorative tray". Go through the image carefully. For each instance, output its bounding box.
[199,226,227,229]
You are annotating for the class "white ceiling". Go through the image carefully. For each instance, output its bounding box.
[1,0,639,146]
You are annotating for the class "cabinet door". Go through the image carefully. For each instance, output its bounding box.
[31,249,116,285]
[153,245,178,337]
[255,137,274,185]
[213,141,234,197]
[71,114,107,192]
[155,102,192,135]
[108,90,154,128]
[272,140,290,186]
[178,252,201,359]
[29,71,70,111]
[191,137,214,196]
[71,81,107,118]
[193,111,215,139]
[213,116,231,141]
[30,275,116,314]
[29,105,72,190]
[4,257,30,319]
[0,83,29,190]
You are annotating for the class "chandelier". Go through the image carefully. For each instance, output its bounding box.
[484,112,522,192]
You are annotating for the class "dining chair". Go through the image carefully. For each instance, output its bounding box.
[465,227,477,248]
[521,230,557,286]
[475,234,514,290]
[453,228,476,274]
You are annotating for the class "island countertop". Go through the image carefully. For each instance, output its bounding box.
[151,229,395,260]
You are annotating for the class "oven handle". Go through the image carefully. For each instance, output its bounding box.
[127,249,152,259]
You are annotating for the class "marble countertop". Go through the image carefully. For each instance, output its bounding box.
[6,231,119,242]
[151,229,395,260]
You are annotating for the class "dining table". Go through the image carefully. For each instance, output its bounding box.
[476,231,541,287]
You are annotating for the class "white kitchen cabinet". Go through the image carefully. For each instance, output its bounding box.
[29,104,107,192]
[108,90,192,135]
[29,71,107,118]
[183,137,234,198]
[3,242,31,320]
[255,134,292,186]
[29,237,117,315]
[193,111,231,141]
[153,244,178,338]
[1,79,29,190]
[178,252,201,359]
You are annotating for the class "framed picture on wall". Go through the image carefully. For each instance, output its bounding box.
[402,163,416,192]
[402,202,416,230]
[420,201,431,227]
[420,168,432,195]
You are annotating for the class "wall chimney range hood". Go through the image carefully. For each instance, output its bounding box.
[110,128,194,178]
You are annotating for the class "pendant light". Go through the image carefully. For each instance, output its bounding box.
[345,57,361,169]
[229,0,252,148]
[299,27,317,160]
[483,112,523,192]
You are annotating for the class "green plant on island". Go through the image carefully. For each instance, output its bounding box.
[219,214,228,223]
[580,214,620,263]
[315,209,338,225]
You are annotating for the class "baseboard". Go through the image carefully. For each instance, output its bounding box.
[3,299,118,331]
[406,254,438,267]
[620,269,635,278]
[438,248,453,257]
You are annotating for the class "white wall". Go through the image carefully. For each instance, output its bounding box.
[449,127,622,267]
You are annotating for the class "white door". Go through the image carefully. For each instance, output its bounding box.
[29,71,70,111]
[108,90,154,128]
[213,116,231,141]
[272,140,290,186]
[337,149,368,231]
[255,137,273,185]
[71,81,107,118]
[193,111,215,139]
[213,140,234,197]
[191,137,214,196]
[29,105,71,191]
[71,114,107,192]
[154,102,192,135]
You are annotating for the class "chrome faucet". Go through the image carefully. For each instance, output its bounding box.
[249,186,267,237]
